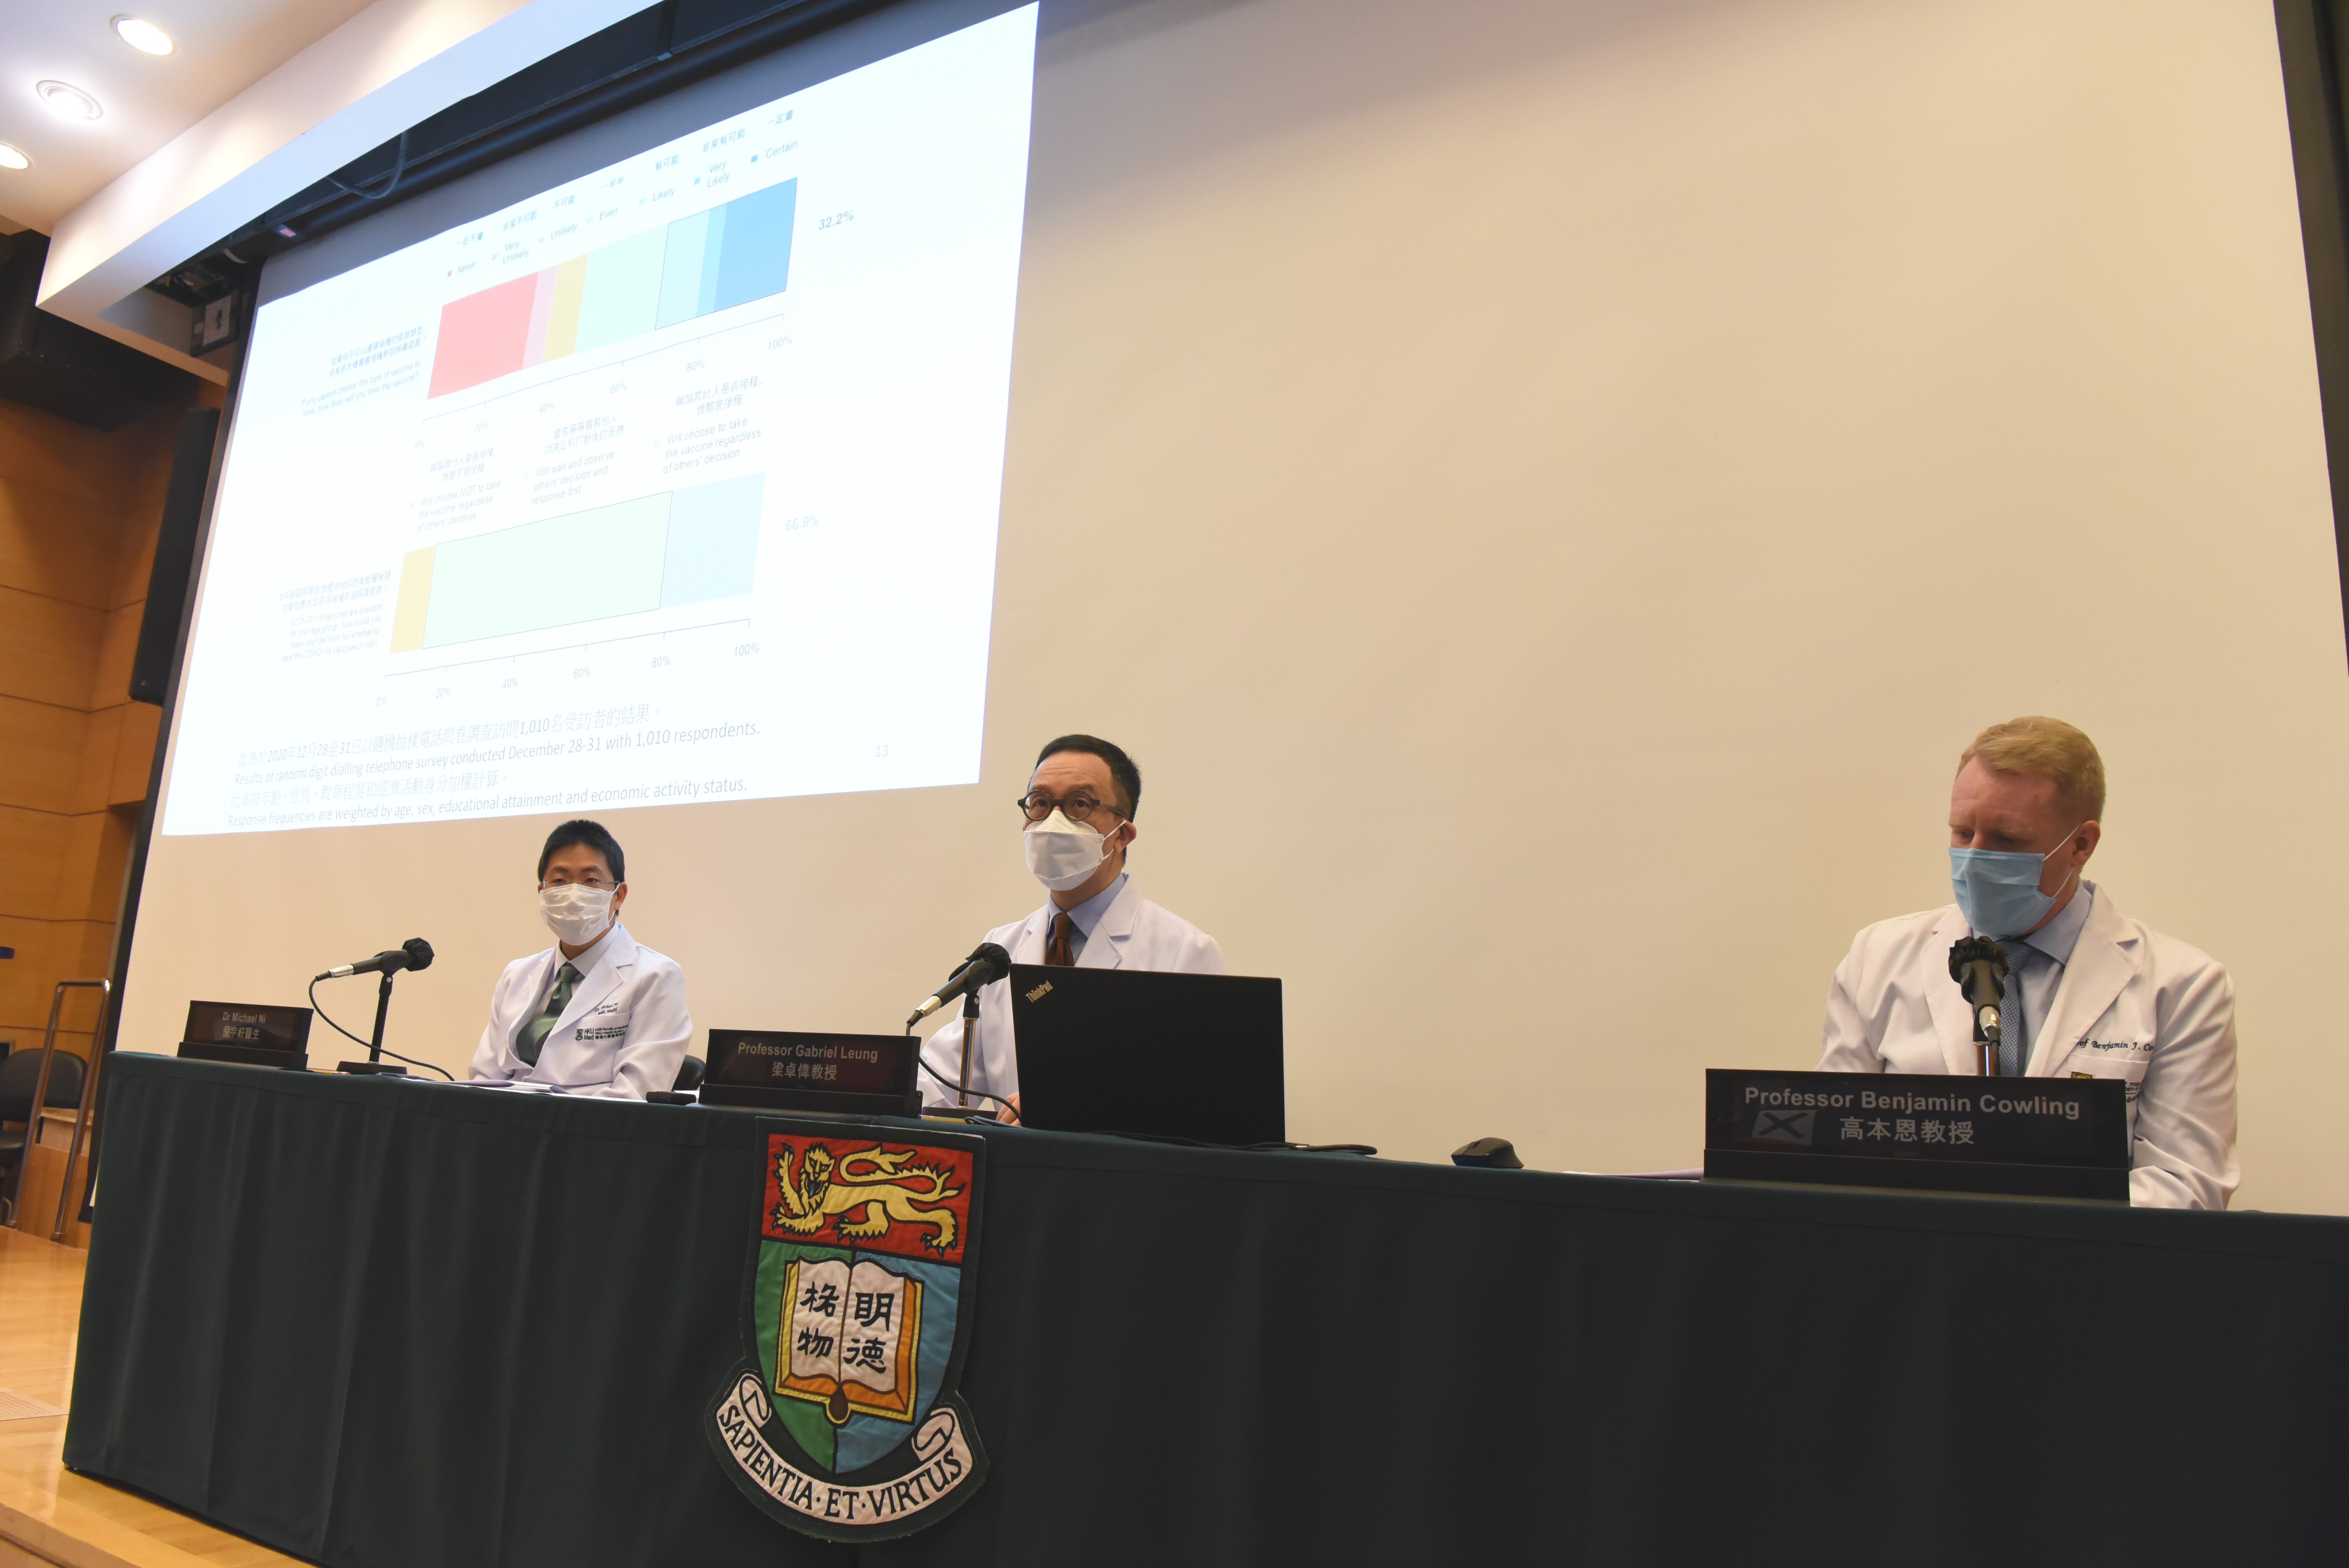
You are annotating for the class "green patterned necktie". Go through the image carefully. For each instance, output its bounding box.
[517,962,582,1066]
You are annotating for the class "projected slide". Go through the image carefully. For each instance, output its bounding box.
[162,7,1036,835]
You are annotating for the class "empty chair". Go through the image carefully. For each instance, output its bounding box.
[0,1049,85,1224]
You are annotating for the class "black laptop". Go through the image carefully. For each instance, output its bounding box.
[1007,965,1283,1146]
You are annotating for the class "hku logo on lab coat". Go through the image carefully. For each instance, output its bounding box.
[705,1121,989,1541]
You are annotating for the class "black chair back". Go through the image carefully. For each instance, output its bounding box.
[672,1055,706,1093]
[0,1049,85,1125]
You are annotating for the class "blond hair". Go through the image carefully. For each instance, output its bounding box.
[1959,717,2105,821]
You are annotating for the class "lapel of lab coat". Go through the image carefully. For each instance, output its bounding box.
[2025,888,2134,1077]
[998,907,1048,974]
[544,925,637,1043]
[1073,878,1141,971]
[1924,906,1982,1075]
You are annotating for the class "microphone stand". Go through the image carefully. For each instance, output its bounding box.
[312,941,438,1077]
[369,970,397,1066]
[316,968,409,1076]
[957,986,979,1110]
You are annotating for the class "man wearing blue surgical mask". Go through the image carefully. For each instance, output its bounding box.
[918,734,1225,1120]
[1818,717,2238,1209]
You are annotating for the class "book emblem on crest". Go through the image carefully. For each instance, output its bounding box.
[705,1122,988,1541]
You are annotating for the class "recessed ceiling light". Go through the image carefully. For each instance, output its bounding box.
[111,16,175,56]
[36,80,103,121]
[0,143,28,170]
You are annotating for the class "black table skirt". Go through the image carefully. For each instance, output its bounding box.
[63,1055,2349,1566]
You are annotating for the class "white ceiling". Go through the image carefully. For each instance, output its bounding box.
[0,0,379,233]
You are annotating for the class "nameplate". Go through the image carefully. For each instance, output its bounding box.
[178,1001,311,1070]
[698,1030,920,1118]
[1703,1069,2129,1202]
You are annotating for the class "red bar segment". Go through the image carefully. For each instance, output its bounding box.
[426,274,540,398]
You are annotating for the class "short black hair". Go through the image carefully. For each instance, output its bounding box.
[538,819,625,883]
[1032,734,1141,818]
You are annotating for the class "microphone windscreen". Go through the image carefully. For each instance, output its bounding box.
[403,937,436,972]
[1948,935,2005,982]
[974,942,1012,978]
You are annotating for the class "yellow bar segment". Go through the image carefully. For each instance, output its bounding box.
[389,547,435,652]
[543,255,588,360]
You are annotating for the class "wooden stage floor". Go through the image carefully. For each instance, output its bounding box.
[0,1228,302,1568]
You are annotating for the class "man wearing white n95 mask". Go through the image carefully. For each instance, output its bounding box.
[1818,717,2238,1209]
[468,818,693,1099]
[920,734,1224,1120]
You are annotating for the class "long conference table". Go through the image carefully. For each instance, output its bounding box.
[61,1055,2349,1564]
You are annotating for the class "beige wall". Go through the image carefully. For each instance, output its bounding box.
[124,0,2349,1211]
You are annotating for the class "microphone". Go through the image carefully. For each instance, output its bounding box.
[908,943,1012,1027]
[316,937,435,982]
[1947,937,2009,1073]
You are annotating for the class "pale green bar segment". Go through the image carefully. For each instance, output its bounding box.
[574,228,667,355]
[421,493,672,647]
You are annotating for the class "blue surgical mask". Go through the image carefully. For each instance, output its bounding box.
[1949,827,2083,938]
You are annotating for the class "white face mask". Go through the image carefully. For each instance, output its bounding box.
[1023,809,1116,892]
[540,883,617,946]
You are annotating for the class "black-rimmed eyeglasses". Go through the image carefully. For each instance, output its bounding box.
[1016,794,1124,825]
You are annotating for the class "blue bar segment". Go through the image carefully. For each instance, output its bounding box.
[659,473,764,606]
[713,179,796,312]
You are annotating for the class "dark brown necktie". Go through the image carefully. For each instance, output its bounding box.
[1044,911,1075,966]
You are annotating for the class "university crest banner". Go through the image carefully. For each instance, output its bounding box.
[704,1119,988,1541]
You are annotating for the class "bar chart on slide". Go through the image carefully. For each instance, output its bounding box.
[428,180,798,399]
[389,473,763,652]
[160,5,1040,836]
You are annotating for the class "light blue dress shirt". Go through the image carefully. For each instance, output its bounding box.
[1049,872,1128,963]
[1977,878,2096,1068]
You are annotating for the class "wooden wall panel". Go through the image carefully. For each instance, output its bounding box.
[0,483,113,608]
[0,701,84,816]
[86,610,141,712]
[68,709,120,816]
[0,590,102,711]
[0,810,66,926]
[0,387,216,1247]
[108,708,159,805]
[0,922,64,1045]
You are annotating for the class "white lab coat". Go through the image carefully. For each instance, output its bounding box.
[1817,885,2239,1209]
[918,879,1226,1108]
[468,924,693,1099]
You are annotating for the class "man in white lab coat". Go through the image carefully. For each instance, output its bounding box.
[469,818,693,1099]
[1818,717,2238,1208]
[920,734,1224,1119]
